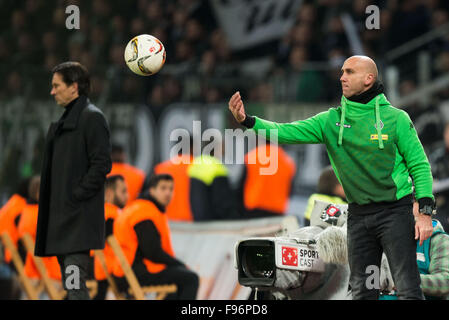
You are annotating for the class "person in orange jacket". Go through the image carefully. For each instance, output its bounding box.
[17,176,61,281]
[0,177,30,269]
[153,138,194,222]
[112,174,199,299]
[108,144,145,205]
[238,140,296,218]
[92,174,128,300]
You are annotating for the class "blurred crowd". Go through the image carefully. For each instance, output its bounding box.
[1,0,449,121]
[2,0,449,198]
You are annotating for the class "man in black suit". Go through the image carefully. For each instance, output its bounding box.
[35,62,112,299]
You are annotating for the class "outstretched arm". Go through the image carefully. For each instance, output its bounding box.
[228,91,328,145]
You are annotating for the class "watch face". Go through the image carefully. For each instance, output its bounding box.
[420,206,433,215]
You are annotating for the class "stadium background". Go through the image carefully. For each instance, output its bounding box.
[1,0,449,299]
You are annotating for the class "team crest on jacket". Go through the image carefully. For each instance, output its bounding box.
[374,120,384,130]
[335,122,351,128]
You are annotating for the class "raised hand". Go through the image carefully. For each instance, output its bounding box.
[228,91,246,123]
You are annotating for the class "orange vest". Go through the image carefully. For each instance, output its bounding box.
[94,202,120,280]
[108,162,146,204]
[112,199,175,277]
[17,204,61,280]
[0,194,27,263]
[243,145,296,214]
[154,155,193,222]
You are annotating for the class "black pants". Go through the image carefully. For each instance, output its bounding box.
[57,251,91,300]
[347,202,424,300]
[93,280,109,300]
[115,265,199,300]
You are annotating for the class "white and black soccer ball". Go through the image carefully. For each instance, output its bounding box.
[124,34,166,76]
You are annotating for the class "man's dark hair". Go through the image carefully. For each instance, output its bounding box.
[28,176,41,202]
[52,61,91,96]
[16,177,31,198]
[148,174,174,189]
[105,175,125,190]
[317,166,340,196]
[111,144,125,162]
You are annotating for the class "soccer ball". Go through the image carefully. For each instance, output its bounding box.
[124,34,166,76]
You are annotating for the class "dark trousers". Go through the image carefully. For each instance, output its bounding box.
[115,265,199,300]
[93,280,109,300]
[57,251,91,300]
[347,202,424,300]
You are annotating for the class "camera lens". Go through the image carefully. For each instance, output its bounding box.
[242,246,275,279]
[237,240,276,287]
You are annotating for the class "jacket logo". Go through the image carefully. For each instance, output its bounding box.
[374,120,384,130]
[370,134,388,141]
[282,247,298,266]
[335,122,351,128]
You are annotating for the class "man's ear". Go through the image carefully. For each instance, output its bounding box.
[365,73,375,86]
[104,188,113,201]
[70,82,79,95]
[148,187,155,198]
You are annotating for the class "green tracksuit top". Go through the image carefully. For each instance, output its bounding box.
[251,93,434,205]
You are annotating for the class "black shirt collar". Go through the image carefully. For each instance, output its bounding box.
[60,96,79,121]
[347,81,384,104]
[140,193,166,213]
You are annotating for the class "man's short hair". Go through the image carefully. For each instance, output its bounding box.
[52,61,90,96]
[148,174,174,189]
[317,166,340,196]
[111,144,125,162]
[16,177,31,199]
[105,175,125,190]
[28,175,41,202]
[111,144,125,154]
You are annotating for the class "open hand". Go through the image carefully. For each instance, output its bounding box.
[228,91,246,123]
[413,202,434,246]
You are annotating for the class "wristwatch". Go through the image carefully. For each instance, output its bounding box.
[418,205,436,216]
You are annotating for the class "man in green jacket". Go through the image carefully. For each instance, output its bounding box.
[228,55,435,300]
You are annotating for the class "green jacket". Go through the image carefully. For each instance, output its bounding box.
[251,94,434,205]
